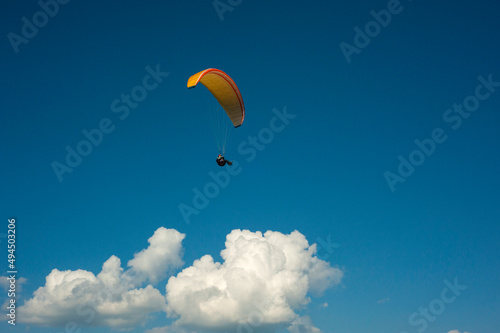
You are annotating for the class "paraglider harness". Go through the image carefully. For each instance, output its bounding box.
[216,154,233,167]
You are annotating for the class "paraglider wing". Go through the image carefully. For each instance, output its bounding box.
[187,69,245,127]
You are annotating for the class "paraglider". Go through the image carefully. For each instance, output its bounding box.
[216,154,233,167]
[187,68,244,166]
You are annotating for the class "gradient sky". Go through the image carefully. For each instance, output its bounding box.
[1,1,499,333]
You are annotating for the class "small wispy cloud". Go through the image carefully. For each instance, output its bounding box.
[1,276,27,312]
[0,276,27,293]
[287,315,321,333]
[377,297,390,304]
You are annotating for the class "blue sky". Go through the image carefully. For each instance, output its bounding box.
[1,0,499,332]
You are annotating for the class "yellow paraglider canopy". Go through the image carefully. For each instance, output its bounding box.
[187,68,245,127]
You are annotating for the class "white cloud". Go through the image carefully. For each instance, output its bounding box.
[145,325,194,333]
[287,315,321,333]
[166,229,343,332]
[377,297,390,304]
[127,227,185,284]
[1,275,27,320]
[17,228,341,332]
[447,331,471,333]
[145,326,174,333]
[18,227,185,329]
[0,275,27,293]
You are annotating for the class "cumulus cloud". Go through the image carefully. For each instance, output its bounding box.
[18,227,185,329]
[127,227,185,284]
[448,331,471,333]
[166,229,343,332]
[17,228,340,332]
